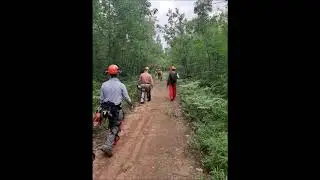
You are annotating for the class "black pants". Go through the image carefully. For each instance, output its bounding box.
[147,90,151,101]
[101,102,122,150]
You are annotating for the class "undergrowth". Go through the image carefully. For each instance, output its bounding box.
[179,79,228,180]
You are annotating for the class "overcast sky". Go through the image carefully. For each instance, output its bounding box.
[149,0,227,48]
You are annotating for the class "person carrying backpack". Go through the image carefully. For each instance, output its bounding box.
[167,66,179,101]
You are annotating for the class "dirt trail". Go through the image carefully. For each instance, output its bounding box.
[93,80,205,180]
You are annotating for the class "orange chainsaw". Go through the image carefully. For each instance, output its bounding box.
[93,106,103,127]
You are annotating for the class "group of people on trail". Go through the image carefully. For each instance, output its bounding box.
[94,64,179,157]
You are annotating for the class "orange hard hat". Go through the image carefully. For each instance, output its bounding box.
[106,64,120,75]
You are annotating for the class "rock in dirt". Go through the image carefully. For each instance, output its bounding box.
[196,168,203,172]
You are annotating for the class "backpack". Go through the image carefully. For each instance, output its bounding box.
[169,72,178,84]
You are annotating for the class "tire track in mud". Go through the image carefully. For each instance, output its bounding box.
[93,81,206,180]
[114,103,166,179]
[94,102,155,179]
[114,109,154,178]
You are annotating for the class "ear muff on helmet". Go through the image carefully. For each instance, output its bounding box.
[106,64,121,75]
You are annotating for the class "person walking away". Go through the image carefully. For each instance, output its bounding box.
[156,68,163,81]
[167,66,179,101]
[100,64,133,157]
[139,67,154,104]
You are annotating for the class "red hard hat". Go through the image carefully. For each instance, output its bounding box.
[106,64,120,75]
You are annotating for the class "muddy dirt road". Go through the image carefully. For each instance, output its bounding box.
[93,81,205,180]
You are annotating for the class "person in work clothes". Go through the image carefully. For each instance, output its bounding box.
[167,66,179,101]
[100,64,133,157]
[139,67,154,104]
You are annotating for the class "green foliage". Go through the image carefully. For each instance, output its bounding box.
[93,0,164,82]
[161,1,228,179]
[179,80,227,180]
[160,1,228,85]
[93,0,165,115]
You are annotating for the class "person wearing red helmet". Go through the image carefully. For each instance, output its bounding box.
[167,65,179,101]
[99,64,133,157]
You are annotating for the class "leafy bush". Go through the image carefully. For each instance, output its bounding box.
[179,80,228,180]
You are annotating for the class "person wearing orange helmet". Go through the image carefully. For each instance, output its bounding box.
[138,66,154,104]
[99,64,133,157]
[167,65,179,101]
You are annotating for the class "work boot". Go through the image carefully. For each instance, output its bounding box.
[147,93,151,101]
[100,145,113,157]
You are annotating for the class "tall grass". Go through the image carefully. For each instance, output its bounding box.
[178,80,228,180]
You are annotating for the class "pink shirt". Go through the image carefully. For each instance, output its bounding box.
[139,72,153,85]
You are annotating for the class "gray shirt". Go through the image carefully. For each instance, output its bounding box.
[100,78,131,105]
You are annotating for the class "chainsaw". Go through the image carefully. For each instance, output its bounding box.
[92,104,126,161]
